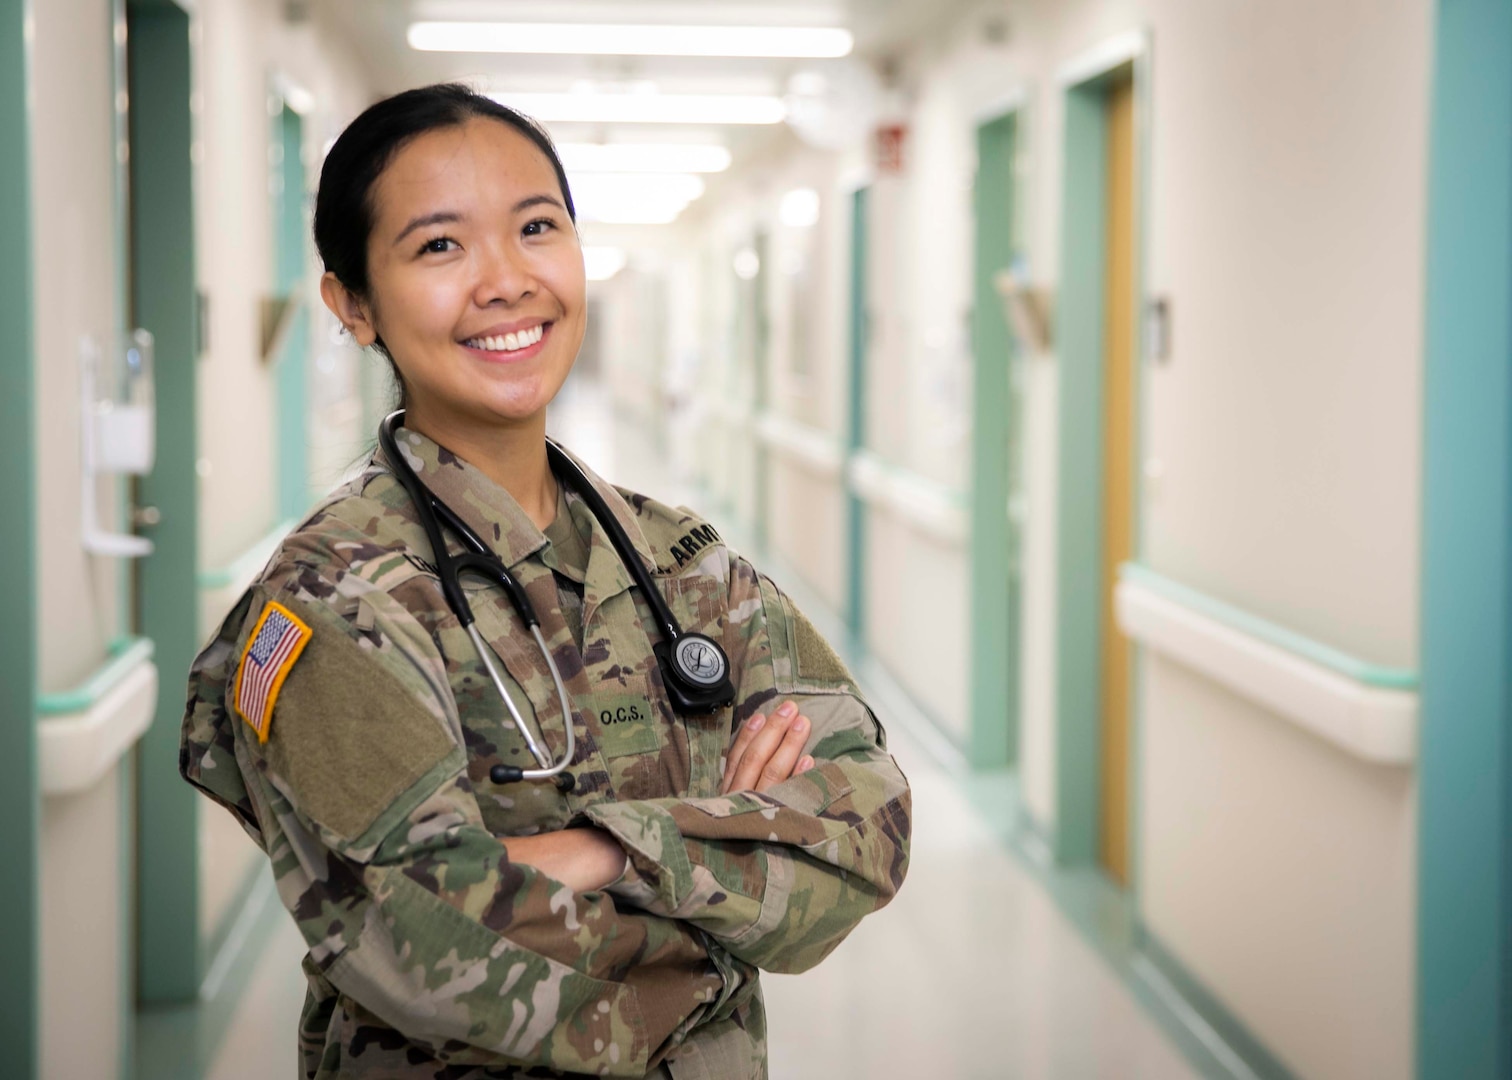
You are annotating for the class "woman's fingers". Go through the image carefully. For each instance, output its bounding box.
[723,701,813,794]
[724,709,789,794]
[720,712,767,794]
[754,711,811,793]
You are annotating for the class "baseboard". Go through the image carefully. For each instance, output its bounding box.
[1132,928,1300,1080]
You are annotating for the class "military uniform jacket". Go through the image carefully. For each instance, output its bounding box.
[180,428,912,1079]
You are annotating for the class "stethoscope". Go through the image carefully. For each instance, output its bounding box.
[377,411,735,790]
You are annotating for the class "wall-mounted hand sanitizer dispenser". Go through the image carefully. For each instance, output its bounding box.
[82,331,156,557]
[94,331,155,473]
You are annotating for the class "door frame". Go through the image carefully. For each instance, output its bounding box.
[968,94,1026,770]
[270,90,311,521]
[0,0,39,1073]
[1417,0,1512,1075]
[843,177,872,642]
[1052,29,1151,867]
[129,0,201,1004]
[750,228,771,548]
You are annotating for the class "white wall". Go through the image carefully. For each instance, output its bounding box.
[193,0,373,960]
[1141,656,1417,1080]
[30,0,132,1073]
[658,0,1431,1076]
[29,3,374,1069]
[195,0,373,573]
[33,0,125,694]
[888,2,1429,1077]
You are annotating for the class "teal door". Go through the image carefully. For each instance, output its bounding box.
[969,113,1021,770]
[129,0,201,1003]
[845,186,870,639]
[0,0,39,1072]
[272,100,310,520]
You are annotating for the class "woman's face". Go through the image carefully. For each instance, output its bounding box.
[342,117,585,435]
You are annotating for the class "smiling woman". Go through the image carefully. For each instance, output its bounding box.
[179,84,911,1080]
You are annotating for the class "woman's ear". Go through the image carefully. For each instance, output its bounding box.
[319,272,379,347]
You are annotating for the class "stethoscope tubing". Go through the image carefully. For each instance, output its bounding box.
[379,412,572,784]
[375,410,733,786]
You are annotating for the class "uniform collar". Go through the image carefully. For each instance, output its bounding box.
[371,427,658,591]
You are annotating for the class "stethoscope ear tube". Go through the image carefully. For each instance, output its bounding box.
[545,440,735,710]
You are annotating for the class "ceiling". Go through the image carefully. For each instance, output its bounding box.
[306,0,976,231]
[313,0,970,137]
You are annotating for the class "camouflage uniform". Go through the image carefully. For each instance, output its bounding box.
[180,428,912,1079]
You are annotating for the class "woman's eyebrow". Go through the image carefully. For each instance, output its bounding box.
[394,210,463,246]
[514,194,565,214]
[393,196,563,246]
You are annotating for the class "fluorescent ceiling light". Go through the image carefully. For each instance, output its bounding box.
[570,173,705,226]
[779,187,821,228]
[495,91,785,125]
[583,246,628,281]
[569,173,706,204]
[733,248,760,280]
[579,204,685,226]
[558,142,732,174]
[409,22,853,58]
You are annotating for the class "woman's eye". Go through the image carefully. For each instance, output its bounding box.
[419,236,458,255]
[522,218,557,238]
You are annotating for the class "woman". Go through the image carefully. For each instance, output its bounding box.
[181,83,911,1080]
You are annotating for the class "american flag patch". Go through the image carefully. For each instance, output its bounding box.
[234,601,312,743]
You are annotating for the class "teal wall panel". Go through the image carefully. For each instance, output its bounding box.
[1418,0,1512,1075]
[969,113,1020,770]
[129,1,201,1003]
[0,0,39,1074]
[844,186,870,639]
[273,103,310,521]
[1054,84,1111,864]
[752,230,770,549]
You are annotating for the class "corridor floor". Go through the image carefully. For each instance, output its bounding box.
[199,380,1202,1080]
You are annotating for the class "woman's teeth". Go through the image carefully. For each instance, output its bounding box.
[464,325,545,353]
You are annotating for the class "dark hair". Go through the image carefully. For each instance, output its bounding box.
[313,83,576,378]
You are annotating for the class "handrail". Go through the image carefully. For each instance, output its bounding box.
[1116,563,1418,765]
[697,394,753,429]
[36,637,158,795]
[847,450,968,545]
[37,636,155,715]
[1119,563,1418,690]
[753,411,845,476]
[198,518,296,591]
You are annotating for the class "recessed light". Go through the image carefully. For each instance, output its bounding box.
[409,22,853,59]
[557,143,732,174]
[493,91,785,126]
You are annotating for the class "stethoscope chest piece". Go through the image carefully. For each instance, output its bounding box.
[654,632,735,714]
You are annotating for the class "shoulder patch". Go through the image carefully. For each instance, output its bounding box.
[669,522,722,569]
[234,600,313,743]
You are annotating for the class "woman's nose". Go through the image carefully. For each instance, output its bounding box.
[472,242,535,306]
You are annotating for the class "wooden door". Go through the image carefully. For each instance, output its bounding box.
[1098,74,1136,885]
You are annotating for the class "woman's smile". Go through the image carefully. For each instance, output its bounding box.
[460,320,551,362]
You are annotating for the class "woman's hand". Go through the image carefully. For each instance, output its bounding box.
[720,700,816,795]
[501,828,627,893]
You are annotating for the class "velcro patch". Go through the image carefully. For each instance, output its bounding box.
[790,605,853,686]
[234,600,312,743]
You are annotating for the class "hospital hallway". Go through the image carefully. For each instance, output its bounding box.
[5,1,1512,1078]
